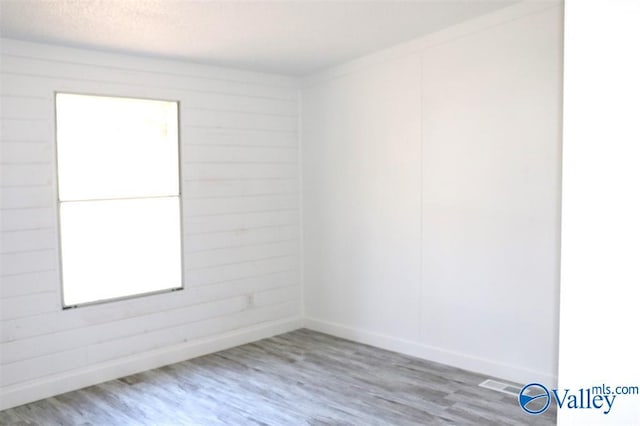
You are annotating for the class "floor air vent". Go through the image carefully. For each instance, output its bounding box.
[479,379,522,396]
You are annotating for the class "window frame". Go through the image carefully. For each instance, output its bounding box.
[54,91,185,309]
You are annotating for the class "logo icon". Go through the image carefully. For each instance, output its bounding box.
[519,383,551,415]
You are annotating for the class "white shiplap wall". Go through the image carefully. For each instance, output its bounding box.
[0,39,302,409]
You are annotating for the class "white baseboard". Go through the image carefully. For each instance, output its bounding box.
[304,317,557,387]
[1,316,557,410]
[0,316,303,411]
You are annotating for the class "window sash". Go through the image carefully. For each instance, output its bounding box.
[55,93,183,308]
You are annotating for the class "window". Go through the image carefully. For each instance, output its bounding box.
[55,93,182,307]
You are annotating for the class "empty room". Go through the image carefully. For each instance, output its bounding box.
[1,0,638,425]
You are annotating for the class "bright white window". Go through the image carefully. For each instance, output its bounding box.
[56,93,182,307]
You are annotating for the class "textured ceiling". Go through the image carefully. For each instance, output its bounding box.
[0,0,516,76]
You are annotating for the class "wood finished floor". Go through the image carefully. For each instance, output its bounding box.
[0,329,556,425]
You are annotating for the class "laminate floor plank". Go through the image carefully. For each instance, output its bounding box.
[0,329,556,425]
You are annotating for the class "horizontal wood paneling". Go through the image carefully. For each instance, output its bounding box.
[184,240,298,270]
[0,74,297,117]
[2,295,251,364]
[0,347,86,387]
[0,164,52,186]
[182,178,298,199]
[1,269,298,342]
[181,146,298,164]
[183,225,298,253]
[253,285,300,307]
[184,210,299,234]
[184,255,299,287]
[0,117,51,142]
[0,291,60,320]
[0,142,52,164]
[180,127,297,147]
[0,228,57,253]
[0,249,57,276]
[0,207,56,231]
[0,186,53,209]
[0,40,297,88]
[0,301,297,386]
[181,108,297,131]
[0,270,59,298]
[182,194,298,217]
[0,55,296,100]
[0,96,50,120]
[182,164,298,181]
[0,37,301,401]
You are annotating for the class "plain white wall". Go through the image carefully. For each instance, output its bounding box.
[559,0,640,424]
[420,5,563,383]
[302,2,563,385]
[302,53,423,342]
[0,39,302,409]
